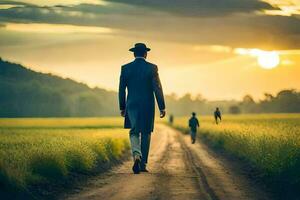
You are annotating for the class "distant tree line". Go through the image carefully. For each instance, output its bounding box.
[239,90,300,114]
[0,58,118,117]
[0,58,299,117]
[166,90,300,116]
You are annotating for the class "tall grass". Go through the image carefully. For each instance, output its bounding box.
[172,114,300,197]
[0,118,129,197]
[0,117,124,129]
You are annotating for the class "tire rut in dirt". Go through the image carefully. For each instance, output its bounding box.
[178,133,220,200]
[152,130,205,200]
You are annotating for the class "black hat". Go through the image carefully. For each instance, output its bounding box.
[129,43,151,52]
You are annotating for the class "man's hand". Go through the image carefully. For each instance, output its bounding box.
[160,110,166,118]
[120,110,125,117]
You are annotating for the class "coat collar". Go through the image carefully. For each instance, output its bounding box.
[135,57,146,60]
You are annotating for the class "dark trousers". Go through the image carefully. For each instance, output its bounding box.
[190,130,196,143]
[141,132,151,166]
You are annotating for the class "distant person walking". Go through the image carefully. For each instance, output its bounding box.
[214,107,222,124]
[118,43,166,174]
[189,112,199,144]
[169,114,174,125]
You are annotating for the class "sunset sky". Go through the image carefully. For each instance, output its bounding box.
[0,0,300,100]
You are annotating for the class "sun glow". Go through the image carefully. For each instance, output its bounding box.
[257,51,280,69]
[234,48,280,69]
[4,23,113,34]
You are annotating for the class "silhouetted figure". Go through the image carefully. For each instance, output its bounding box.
[189,112,199,144]
[119,43,166,174]
[214,107,222,124]
[169,114,174,125]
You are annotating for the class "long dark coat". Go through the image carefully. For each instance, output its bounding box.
[118,58,165,133]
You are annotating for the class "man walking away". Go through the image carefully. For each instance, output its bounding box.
[119,43,166,174]
[189,112,199,144]
[214,107,222,124]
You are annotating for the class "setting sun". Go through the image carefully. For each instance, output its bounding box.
[257,51,280,69]
[235,48,280,69]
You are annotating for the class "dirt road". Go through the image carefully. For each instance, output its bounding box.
[62,124,270,200]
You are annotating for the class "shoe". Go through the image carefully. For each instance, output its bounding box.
[132,156,141,174]
[140,163,149,172]
[140,167,149,172]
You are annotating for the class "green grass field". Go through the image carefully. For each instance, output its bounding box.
[171,114,300,195]
[0,118,129,197]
